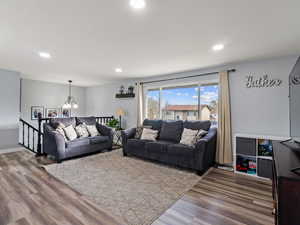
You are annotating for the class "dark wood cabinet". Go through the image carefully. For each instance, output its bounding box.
[272,141,300,225]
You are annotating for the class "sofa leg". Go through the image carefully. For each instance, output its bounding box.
[123,152,128,157]
[57,159,62,164]
[196,170,204,176]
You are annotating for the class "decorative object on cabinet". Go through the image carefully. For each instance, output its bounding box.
[127,85,134,94]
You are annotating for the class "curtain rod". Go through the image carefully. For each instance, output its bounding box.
[137,69,236,85]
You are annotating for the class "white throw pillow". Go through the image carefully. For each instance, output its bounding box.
[55,122,68,142]
[140,128,158,141]
[86,125,100,137]
[180,128,199,147]
[75,123,89,138]
[63,125,78,141]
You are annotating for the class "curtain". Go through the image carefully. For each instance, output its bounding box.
[216,71,233,165]
[137,82,145,126]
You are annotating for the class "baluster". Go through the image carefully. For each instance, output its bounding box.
[22,122,25,145]
[37,114,42,156]
[33,130,35,152]
[27,125,30,148]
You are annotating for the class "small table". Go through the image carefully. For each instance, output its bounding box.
[112,128,123,149]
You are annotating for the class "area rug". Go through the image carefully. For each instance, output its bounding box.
[44,149,201,225]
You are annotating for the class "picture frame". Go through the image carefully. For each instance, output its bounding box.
[61,108,71,118]
[45,108,60,118]
[31,106,44,120]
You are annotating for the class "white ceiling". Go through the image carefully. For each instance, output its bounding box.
[0,0,299,86]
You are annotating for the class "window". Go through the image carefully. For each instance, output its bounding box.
[146,89,160,119]
[161,86,198,120]
[200,84,218,125]
[145,83,218,124]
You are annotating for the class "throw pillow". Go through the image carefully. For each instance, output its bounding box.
[192,129,208,147]
[55,122,68,142]
[86,125,100,137]
[135,125,152,139]
[140,128,158,141]
[63,125,78,141]
[75,123,89,138]
[159,121,183,143]
[180,128,199,147]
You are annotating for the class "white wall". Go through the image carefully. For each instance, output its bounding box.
[0,69,20,149]
[86,55,298,138]
[21,79,87,128]
[86,81,137,128]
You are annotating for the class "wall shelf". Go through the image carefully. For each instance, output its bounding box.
[115,93,135,98]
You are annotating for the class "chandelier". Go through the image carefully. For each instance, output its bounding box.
[63,80,78,109]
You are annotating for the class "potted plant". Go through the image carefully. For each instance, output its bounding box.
[106,119,120,131]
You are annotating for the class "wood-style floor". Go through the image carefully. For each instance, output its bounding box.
[152,168,274,225]
[0,150,274,225]
[0,151,124,225]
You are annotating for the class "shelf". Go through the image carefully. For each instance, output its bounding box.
[257,156,273,160]
[115,93,135,98]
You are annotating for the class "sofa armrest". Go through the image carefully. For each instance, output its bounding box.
[194,127,217,173]
[121,128,136,143]
[43,124,66,161]
[121,128,136,155]
[96,123,113,149]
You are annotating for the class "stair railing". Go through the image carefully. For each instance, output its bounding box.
[19,118,41,154]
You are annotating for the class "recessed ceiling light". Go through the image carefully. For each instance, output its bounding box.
[130,0,146,9]
[39,52,51,59]
[212,44,224,51]
[115,68,123,73]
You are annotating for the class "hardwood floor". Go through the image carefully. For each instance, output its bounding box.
[0,151,124,225]
[0,150,274,225]
[152,168,274,225]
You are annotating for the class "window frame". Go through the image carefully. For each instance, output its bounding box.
[144,81,219,121]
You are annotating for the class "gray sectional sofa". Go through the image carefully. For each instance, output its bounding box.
[121,119,217,175]
[43,117,113,162]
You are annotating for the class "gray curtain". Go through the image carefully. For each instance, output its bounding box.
[216,71,233,165]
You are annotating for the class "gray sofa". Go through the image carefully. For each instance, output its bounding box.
[43,117,113,162]
[121,119,217,175]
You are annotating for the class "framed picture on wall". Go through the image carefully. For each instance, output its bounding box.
[45,108,60,118]
[61,108,71,118]
[31,106,44,120]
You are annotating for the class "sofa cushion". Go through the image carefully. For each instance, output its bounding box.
[159,121,183,143]
[50,118,76,129]
[146,140,174,153]
[145,140,174,161]
[183,120,211,131]
[66,138,89,149]
[86,125,100,137]
[180,128,199,147]
[63,125,78,141]
[76,117,97,126]
[75,124,89,138]
[126,139,153,157]
[89,136,109,145]
[167,144,195,169]
[143,119,163,131]
[140,128,158,141]
[135,125,152,139]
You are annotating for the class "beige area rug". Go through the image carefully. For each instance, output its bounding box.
[44,149,201,225]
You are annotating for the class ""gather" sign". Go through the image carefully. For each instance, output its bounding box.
[246,75,282,88]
